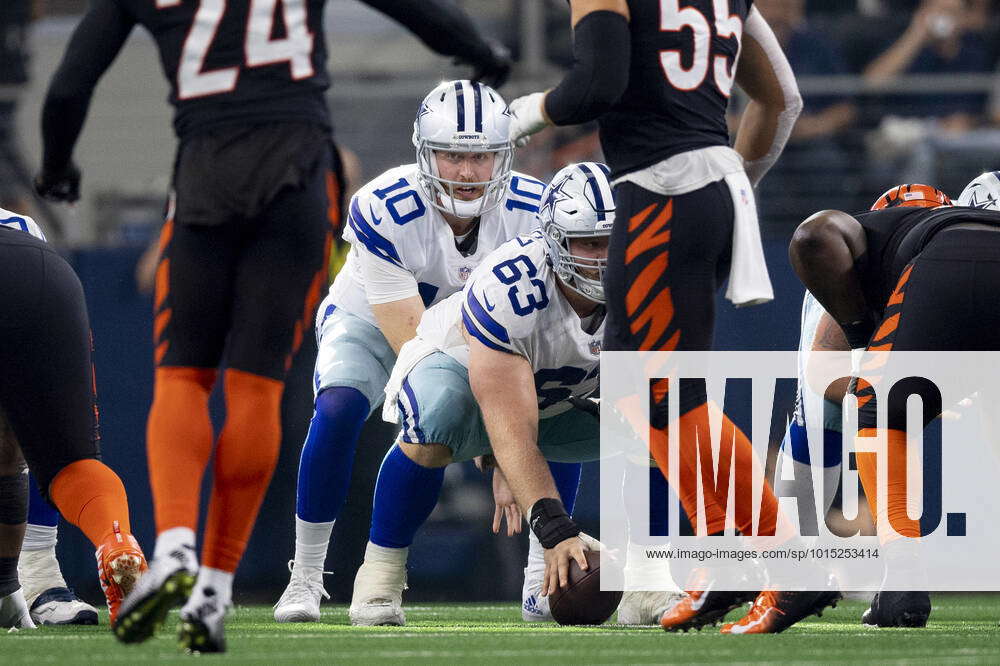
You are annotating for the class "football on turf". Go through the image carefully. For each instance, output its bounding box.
[548,550,623,625]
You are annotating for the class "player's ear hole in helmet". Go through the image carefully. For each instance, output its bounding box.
[538,162,616,304]
[957,171,1000,211]
[870,183,952,211]
[412,80,514,220]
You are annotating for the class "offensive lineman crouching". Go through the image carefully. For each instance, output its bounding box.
[348,163,613,625]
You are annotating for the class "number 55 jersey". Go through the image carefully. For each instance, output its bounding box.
[385,230,603,422]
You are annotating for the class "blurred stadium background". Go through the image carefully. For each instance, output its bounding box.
[1,0,998,605]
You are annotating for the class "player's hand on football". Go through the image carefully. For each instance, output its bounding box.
[491,468,522,536]
[460,39,512,89]
[35,163,81,203]
[508,92,550,147]
[542,535,589,596]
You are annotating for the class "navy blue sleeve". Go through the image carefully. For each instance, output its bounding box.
[41,0,135,170]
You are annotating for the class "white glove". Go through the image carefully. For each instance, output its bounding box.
[508,92,550,147]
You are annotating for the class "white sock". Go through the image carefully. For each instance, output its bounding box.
[293,517,335,571]
[191,567,233,609]
[21,525,57,551]
[526,530,544,569]
[153,526,197,564]
[364,541,408,566]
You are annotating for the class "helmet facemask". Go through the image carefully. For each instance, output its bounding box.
[412,80,514,219]
[545,224,610,304]
[538,163,616,305]
[415,137,513,219]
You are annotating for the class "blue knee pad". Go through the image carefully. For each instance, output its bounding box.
[295,386,370,524]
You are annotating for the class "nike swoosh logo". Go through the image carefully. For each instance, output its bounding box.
[483,294,496,311]
[369,204,383,226]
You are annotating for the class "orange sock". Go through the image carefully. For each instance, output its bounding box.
[146,366,217,533]
[49,459,131,546]
[649,405,728,534]
[856,428,921,540]
[202,369,284,572]
[650,404,781,537]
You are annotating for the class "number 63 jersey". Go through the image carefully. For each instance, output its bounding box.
[413,231,603,418]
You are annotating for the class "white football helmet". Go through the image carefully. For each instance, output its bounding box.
[538,162,616,304]
[412,80,513,219]
[957,171,1000,210]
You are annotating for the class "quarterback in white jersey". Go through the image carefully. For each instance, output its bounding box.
[347,162,614,626]
[274,81,547,623]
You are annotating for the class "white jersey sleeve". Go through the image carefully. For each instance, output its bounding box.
[360,248,420,305]
[0,208,47,241]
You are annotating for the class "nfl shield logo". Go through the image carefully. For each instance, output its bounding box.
[458,266,472,281]
[589,340,601,356]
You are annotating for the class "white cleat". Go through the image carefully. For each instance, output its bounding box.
[178,586,228,654]
[27,588,99,626]
[19,547,99,625]
[0,588,37,630]
[617,590,684,625]
[349,543,407,626]
[521,564,551,622]
[273,560,330,623]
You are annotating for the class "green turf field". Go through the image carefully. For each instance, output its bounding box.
[3,596,999,664]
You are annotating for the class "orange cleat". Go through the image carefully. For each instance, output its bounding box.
[95,522,148,626]
[659,587,756,632]
[720,588,841,634]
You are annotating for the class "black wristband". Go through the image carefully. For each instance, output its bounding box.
[529,498,581,549]
[839,316,876,349]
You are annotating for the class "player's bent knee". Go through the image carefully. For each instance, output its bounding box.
[398,441,452,468]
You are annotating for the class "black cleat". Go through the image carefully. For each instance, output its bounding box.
[862,591,930,628]
[721,589,842,634]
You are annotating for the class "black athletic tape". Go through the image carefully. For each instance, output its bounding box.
[0,473,28,525]
[529,497,581,549]
[0,556,19,598]
[839,317,877,350]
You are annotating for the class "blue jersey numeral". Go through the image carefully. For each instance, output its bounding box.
[492,254,548,316]
[534,366,588,410]
[373,177,426,226]
[504,176,545,213]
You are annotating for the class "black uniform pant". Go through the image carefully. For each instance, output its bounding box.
[156,122,344,379]
[604,180,734,422]
[0,229,99,495]
[854,228,1000,431]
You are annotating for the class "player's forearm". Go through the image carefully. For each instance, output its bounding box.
[41,0,133,171]
[371,296,424,355]
[734,9,801,186]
